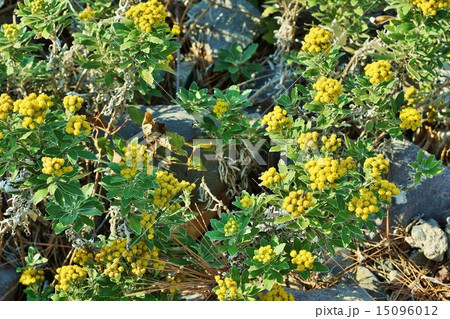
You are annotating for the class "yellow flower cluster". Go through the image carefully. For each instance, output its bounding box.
[19,267,45,286]
[405,86,418,107]
[119,143,149,178]
[63,95,84,113]
[66,115,91,136]
[258,284,295,301]
[3,24,19,41]
[41,157,73,176]
[399,107,422,131]
[261,105,292,132]
[29,0,44,14]
[154,170,195,214]
[348,188,378,220]
[0,93,14,120]
[55,265,87,291]
[13,93,53,129]
[171,25,180,35]
[411,0,449,15]
[339,156,356,171]
[313,77,343,103]
[321,134,342,152]
[282,190,314,217]
[125,0,168,33]
[290,249,315,271]
[301,27,333,54]
[363,154,390,179]
[224,217,240,236]
[78,8,94,20]
[212,99,229,117]
[297,131,319,150]
[94,238,164,279]
[73,249,94,266]
[364,60,393,84]
[241,195,253,208]
[259,167,286,187]
[253,245,276,264]
[305,157,346,190]
[0,132,3,139]
[370,179,400,202]
[140,212,156,240]
[215,276,241,301]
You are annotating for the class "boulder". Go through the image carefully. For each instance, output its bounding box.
[388,139,450,227]
[0,264,19,301]
[355,266,387,300]
[186,0,261,55]
[405,218,448,262]
[409,250,429,266]
[286,283,373,301]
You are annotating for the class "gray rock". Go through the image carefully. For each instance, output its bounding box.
[321,248,354,277]
[388,139,450,227]
[355,266,387,300]
[409,250,429,266]
[119,105,201,142]
[405,219,448,262]
[286,283,373,301]
[186,0,261,55]
[0,264,19,301]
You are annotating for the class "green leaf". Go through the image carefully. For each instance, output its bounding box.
[54,189,65,206]
[273,243,286,255]
[299,269,311,280]
[128,106,145,125]
[167,132,187,156]
[140,69,154,85]
[341,226,351,246]
[104,71,114,87]
[82,61,103,69]
[155,63,175,74]
[263,273,275,290]
[205,230,227,241]
[60,213,77,226]
[128,214,142,235]
[77,150,97,161]
[242,43,258,62]
[58,182,84,197]
[33,188,48,205]
[406,60,420,80]
[414,172,422,184]
[43,147,62,156]
[79,208,102,216]
[228,245,237,257]
[274,215,293,224]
